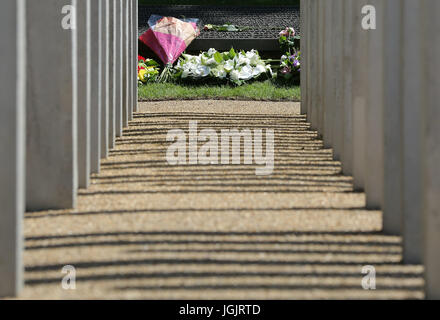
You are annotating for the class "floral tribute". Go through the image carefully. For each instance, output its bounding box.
[277,27,300,84]
[137,55,160,84]
[139,15,200,82]
[278,52,300,83]
[203,23,250,32]
[173,48,273,86]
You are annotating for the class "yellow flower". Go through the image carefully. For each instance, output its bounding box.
[138,69,148,83]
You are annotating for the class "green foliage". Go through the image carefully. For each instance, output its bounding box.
[214,52,223,63]
[138,81,300,101]
[204,23,251,32]
[138,57,160,84]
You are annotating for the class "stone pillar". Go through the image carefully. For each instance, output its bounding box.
[308,0,318,129]
[351,0,368,190]
[122,0,129,127]
[127,0,134,120]
[115,0,123,137]
[0,0,25,297]
[26,0,78,210]
[341,0,353,174]
[101,0,109,159]
[300,0,307,115]
[304,0,311,123]
[421,0,440,299]
[331,0,344,161]
[365,0,385,209]
[90,0,102,173]
[133,0,138,112]
[382,0,403,234]
[108,0,116,149]
[401,0,423,264]
[315,0,325,135]
[77,0,91,188]
[322,0,334,148]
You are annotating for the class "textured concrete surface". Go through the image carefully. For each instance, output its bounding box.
[402,0,423,264]
[90,0,102,174]
[383,0,403,235]
[101,0,109,160]
[341,0,354,176]
[108,0,116,149]
[138,5,300,52]
[115,0,123,138]
[351,0,368,191]
[132,0,138,113]
[77,0,91,188]
[0,0,26,297]
[138,5,301,38]
[18,101,424,299]
[25,0,77,210]
[421,0,440,299]
[365,0,384,209]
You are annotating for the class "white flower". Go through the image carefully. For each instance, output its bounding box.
[200,55,209,65]
[224,60,235,72]
[207,48,217,56]
[252,64,266,77]
[206,57,217,66]
[236,54,250,66]
[194,65,210,78]
[246,50,260,66]
[211,66,227,79]
[238,65,253,80]
[266,64,273,76]
[183,62,196,73]
[234,52,250,65]
[191,55,201,65]
[230,70,240,81]
[245,50,256,59]
[175,48,269,84]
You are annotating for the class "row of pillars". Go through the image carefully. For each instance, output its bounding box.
[0,0,139,297]
[300,0,440,299]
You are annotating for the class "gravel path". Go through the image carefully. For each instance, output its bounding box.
[19,100,424,299]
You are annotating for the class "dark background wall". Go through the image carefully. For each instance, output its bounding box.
[139,0,300,5]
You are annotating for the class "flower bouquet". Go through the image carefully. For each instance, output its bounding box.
[139,15,200,83]
[138,55,160,84]
[276,27,301,84]
[279,27,300,55]
[173,48,273,86]
[278,51,301,84]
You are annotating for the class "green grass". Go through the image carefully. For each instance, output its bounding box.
[138,81,300,101]
[139,0,300,6]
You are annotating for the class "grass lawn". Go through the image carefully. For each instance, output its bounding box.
[139,0,300,6]
[138,81,300,101]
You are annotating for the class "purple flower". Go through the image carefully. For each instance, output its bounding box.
[279,27,295,37]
